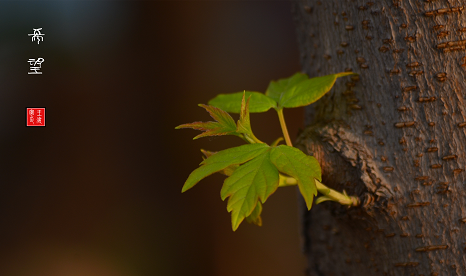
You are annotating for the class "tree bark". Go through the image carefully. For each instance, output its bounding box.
[292,1,466,275]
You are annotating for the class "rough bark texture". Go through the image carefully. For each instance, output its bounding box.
[292,1,466,275]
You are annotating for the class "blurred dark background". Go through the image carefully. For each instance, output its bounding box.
[0,2,307,275]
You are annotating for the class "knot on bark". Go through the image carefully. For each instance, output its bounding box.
[297,121,393,211]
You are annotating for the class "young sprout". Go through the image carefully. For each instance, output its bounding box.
[176,72,360,231]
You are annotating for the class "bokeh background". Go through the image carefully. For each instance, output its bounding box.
[0,1,308,275]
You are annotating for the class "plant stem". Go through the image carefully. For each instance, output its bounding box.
[314,179,359,206]
[279,175,360,207]
[277,109,293,147]
[242,135,256,144]
[249,133,265,144]
[242,133,265,144]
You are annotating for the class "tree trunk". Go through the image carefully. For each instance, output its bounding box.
[292,1,466,275]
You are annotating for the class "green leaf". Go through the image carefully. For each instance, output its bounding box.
[182,143,269,193]
[265,72,309,103]
[208,91,277,113]
[270,145,321,210]
[200,149,216,159]
[200,149,239,176]
[235,92,264,144]
[278,72,355,109]
[236,93,253,135]
[175,104,239,139]
[245,201,263,226]
[221,150,279,231]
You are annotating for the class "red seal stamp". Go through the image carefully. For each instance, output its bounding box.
[26,108,45,126]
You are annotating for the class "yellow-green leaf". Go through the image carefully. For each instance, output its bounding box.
[175,104,239,139]
[181,143,269,193]
[278,72,355,109]
[208,91,277,113]
[245,201,263,226]
[265,72,309,103]
[200,149,239,176]
[221,150,279,231]
[236,93,252,135]
[270,145,321,210]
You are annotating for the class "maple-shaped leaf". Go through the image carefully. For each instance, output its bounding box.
[265,72,309,103]
[277,72,356,109]
[236,93,252,135]
[175,104,239,139]
[181,143,269,193]
[270,145,321,210]
[200,149,239,176]
[201,148,263,226]
[245,201,263,226]
[208,91,277,113]
[221,150,279,231]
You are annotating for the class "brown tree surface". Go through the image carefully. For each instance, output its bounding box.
[292,1,466,275]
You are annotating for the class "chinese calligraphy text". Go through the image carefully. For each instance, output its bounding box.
[28,28,45,44]
[26,108,46,127]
